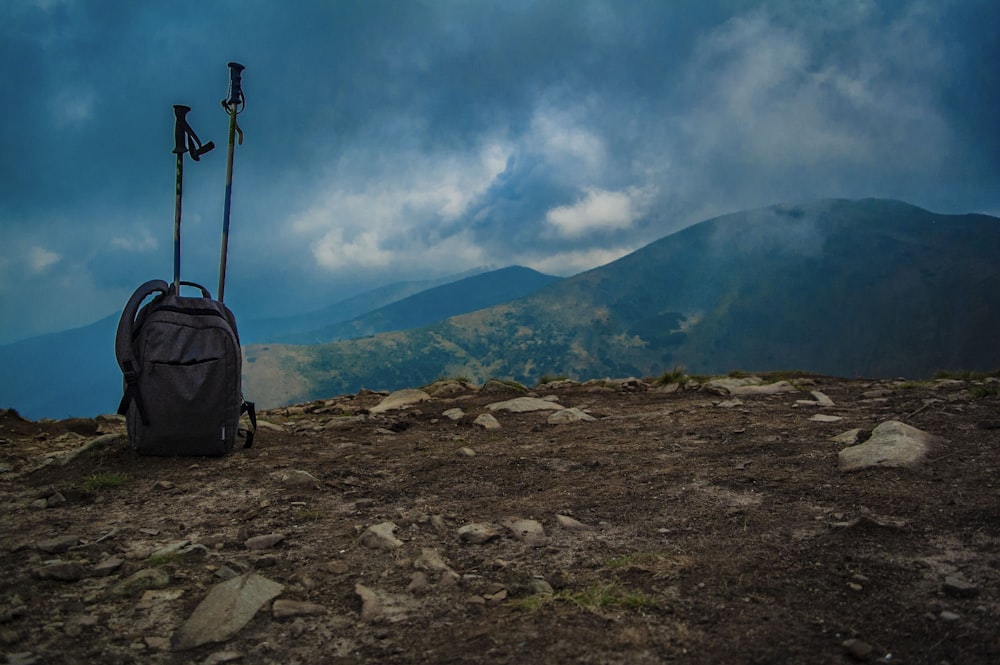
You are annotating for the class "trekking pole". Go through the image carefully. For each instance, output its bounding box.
[217,61,246,303]
[172,105,215,292]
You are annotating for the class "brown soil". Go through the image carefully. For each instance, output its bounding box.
[1,376,998,664]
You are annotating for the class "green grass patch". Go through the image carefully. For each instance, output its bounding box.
[933,369,1000,381]
[82,472,130,491]
[655,365,688,385]
[970,384,1000,399]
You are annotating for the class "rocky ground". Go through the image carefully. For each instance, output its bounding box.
[1,373,998,665]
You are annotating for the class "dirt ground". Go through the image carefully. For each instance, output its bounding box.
[1,374,998,664]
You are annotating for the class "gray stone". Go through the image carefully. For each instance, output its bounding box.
[473,413,501,429]
[355,583,383,622]
[36,535,79,554]
[457,446,476,457]
[269,469,321,486]
[842,638,873,660]
[369,389,431,414]
[442,408,464,421]
[504,518,547,546]
[457,522,501,544]
[839,420,943,471]
[486,397,564,413]
[112,567,171,596]
[414,547,453,573]
[943,576,979,598]
[716,399,744,409]
[272,599,326,619]
[361,522,404,549]
[547,408,596,423]
[831,429,862,444]
[730,381,798,396]
[244,533,286,550]
[556,514,594,531]
[810,390,835,406]
[92,556,124,577]
[33,561,87,582]
[810,414,843,423]
[939,610,961,622]
[172,573,284,650]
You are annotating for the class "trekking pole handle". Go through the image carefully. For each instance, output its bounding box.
[226,62,246,107]
[173,105,192,155]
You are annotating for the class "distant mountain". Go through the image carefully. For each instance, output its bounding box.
[0,314,122,420]
[0,266,557,419]
[239,267,491,344]
[280,266,561,344]
[243,199,1000,408]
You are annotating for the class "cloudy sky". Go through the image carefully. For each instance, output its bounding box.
[1,0,997,344]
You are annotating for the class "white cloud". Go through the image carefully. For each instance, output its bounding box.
[529,106,605,179]
[27,246,60,273]
[111,229,158,252]
[545,186,653,238]
[291,141,510,272]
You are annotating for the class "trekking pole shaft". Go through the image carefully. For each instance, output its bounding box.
[217,107,237,302]
[217,62,245,303]
[173,152,184,291]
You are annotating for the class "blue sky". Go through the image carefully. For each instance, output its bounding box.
[1,0,998,344]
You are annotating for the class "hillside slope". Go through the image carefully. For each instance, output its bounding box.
[281,266,561,344]
[244,199,1000,408]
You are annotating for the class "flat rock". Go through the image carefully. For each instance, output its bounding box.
[442,408,464,421]
[831,429,862,444]
[36,535,80,554]
[33,561,87,582]
[272,599,326,619]
[172,573,284,650]
[369,389,431,414]
[487,397,565,413]
[269,469,322,486]
[943,576,979,597]
[556,514,595,531]
[730,381,798,396]
[811,390,835,406]
[838,420,943,471]
[810,414,843,423]
[547,408,596,423]
[244,533,286,550]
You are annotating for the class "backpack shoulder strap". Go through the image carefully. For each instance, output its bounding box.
[115,280,168,421]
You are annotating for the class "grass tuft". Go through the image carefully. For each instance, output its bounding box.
[82,472,129,491]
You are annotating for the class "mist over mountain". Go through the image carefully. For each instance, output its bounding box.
[243,199,1000,408]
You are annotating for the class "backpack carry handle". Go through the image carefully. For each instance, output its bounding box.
[173,281,213,299]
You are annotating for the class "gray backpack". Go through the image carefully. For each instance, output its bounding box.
[115,279,255,456]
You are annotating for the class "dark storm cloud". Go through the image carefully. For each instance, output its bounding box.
[1,0,998,343]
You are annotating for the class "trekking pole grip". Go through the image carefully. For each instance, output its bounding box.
[173,105,192,155]
[226,62,246,107]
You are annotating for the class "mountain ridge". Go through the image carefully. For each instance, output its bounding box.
[243,198,1000,408]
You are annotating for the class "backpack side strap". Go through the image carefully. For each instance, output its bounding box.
[241,399,257,449]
